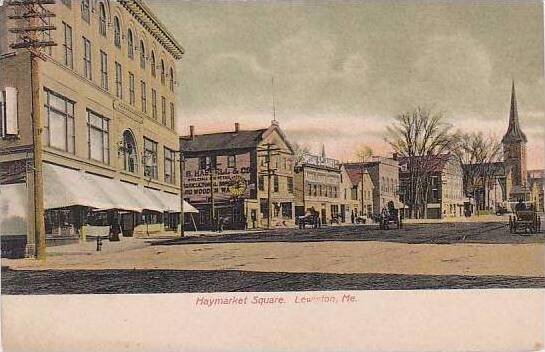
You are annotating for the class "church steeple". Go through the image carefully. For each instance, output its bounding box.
[502,80,527,144]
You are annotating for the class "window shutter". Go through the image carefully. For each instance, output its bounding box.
[5,87,18,136]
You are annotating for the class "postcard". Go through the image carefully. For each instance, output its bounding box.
[0,0,544,351]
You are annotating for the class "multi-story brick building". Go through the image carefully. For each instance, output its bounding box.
[0,0,189,256]
[180,121,295,230]
[344,156,400,215]
[398,154,466,219]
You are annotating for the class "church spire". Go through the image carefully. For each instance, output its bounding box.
[502,80,527,144]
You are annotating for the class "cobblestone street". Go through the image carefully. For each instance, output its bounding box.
[2,221,544,294]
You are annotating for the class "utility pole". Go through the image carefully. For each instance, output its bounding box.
[178,150,185,237]
[361,161,365,217]
[8,0,57,260]
[209,165,215,230]
[257,143,280,229]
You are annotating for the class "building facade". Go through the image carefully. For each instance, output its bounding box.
[339,164,374,219]
[398,154,466,219]
[0,0,186,256]
[344,156,399,215]
[294,152,343,224]
[180,122,295,230]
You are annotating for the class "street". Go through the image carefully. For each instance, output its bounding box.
[2,221,544,294]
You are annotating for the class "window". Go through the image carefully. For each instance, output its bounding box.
[140,81,147,113]
[82,37,92,80]
[273,176,279,192]
[113,17,121,48]
[127,29,134,58]
[227,155,236,168]
[139,40,146,69]
[144,138,158,179]
[87,110,109,164]
[151,52,156,77]
[199,156,216,170]
[160,60,165,84]
[63,22,73,68]
[151,89,157,119]
[115,62,122,98]
[100,51,108,90]
[169,102,175,129]
[0,88,18,138]
[43,89,75,153]
[81,0,90,22]
[164,148,176,184]
[99,3,106,36]
[169,67,174,91]
[307,183,312,196]
[122,130,137,173]
[129,72,135,106]
[287,177,294,193]
[161,96,166,124]
[259,175,265,191]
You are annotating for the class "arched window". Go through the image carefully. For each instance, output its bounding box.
[81,0,90,22]
[139,40,145,69]
[127,29,134,58]
[151,51,156,77]
[160,59,165,84]
[169,67,174,91]
[99,3,106,36]
[123,130,138,173]
[113,17,121,48]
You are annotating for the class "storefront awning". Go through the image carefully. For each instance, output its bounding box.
[42,164,198,213]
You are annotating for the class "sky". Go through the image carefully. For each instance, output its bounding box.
[150,0,544,169]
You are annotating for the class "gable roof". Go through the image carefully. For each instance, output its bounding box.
[180,129,267,152]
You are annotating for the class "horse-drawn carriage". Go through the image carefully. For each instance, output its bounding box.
[509,210,541,234]
[378,201,402,230]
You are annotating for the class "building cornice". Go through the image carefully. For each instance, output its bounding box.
[119,0,185,60]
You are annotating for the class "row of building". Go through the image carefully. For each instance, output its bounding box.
[178,81,544,229]
[0,1,543,257]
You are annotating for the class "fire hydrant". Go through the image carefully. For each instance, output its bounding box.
[96,236,103,251]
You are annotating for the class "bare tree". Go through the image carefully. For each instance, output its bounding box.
[384,106,458,218]
[453,132,502,211]
[291,142,311,167]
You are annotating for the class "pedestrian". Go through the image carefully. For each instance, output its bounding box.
[217,216,224,233]
[351,210,355,224]
[109,215,121,242]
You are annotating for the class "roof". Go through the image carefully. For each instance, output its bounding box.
[464,161,507,177]
[345,168,368,186]
[119,0,185,60]
[502,81,528,144]
[398,154,453,173]
[180,129,267,153]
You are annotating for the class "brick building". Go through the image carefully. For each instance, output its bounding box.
[180,121,295,230]
[344,156,399,215]
[339,164,374,219]
[398,154,465,219]
[0,0,190,256]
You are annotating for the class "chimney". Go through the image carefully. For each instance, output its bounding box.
[189,125,195,140]
[235,122,240,132]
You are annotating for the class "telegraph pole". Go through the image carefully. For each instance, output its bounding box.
[178,150,185,237]
[258,143,280,229]
[8,0,57,260]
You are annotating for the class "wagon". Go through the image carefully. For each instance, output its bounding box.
[509,210,541,234]
[378,201,402,230]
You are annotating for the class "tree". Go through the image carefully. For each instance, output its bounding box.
[291,142,311,167]
[384,106,458,218]
[354,145,373,163]
[453,132,502,211]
